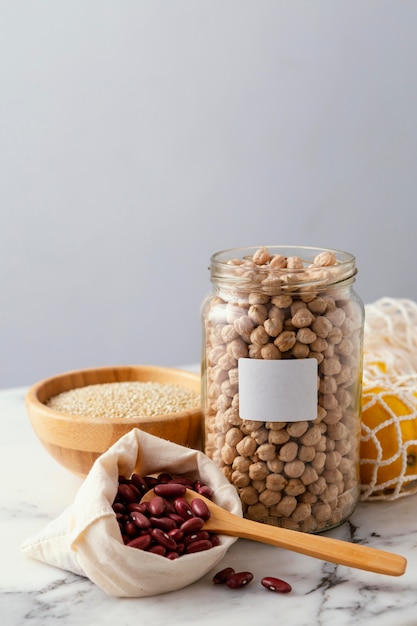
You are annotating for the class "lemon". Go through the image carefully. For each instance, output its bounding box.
[360,385,417,490]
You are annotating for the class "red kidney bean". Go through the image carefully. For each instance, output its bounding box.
[168,528,184,542]
[167,512,185,525]
[148,544,166,556]
[147,495,166,516]
[151,528,177,551]
[163,500,175,514]
[180,517,205,534]
[185,539,213,554]
[166,551,180,560]
[149,516,177,532]
[113,502,125,514]
[210,535,220,547]
[154,483,186,498]
[261,577,292,593]
[174,497,193,520]
[128,482,142,498]
[190,498,210,521]
[143,475,159,489]
[130,473,148,494]
[130,511,151,530]
[127,534,152,550]
[124,521,139,538]
[195,484,213,499]
[212,567,235,584]
[127,502,148,514]
[168,476,194,486]
[183,530,210,545]
[157,472,173,483]
[226,572,254,589]
[118,483,140,503]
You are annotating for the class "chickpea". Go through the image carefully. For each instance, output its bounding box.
[265,473,288,492]
[297,327,317,344]
[227,337,249,360]
[286,421,309,438]
[272,495,297,517]
[291,502,311,522]
[284,460,305,479]
[292,308,315,328]
[277,255,297,269]
[312,502,333,522]
[239,486,259,505]
[221,324,238,343]
[278,441,298,463]
[269,254,287,269]
[232,470,251,488]
[266,458,284,474]
[300,425,322,446]
[232,455,252,472]
[308,297,328,314]
[236,436,258,457]
[250,326,270,346]
[268,429,291,445]
[221,443,238,465]
[248,304,268,326]
[250,426,269,445]
[259,489,282,506]
[248,344,263,358]
[253,245,271,265]
[285,478,306,496]
[249,461,269,481]
[246,503,269,521]
[248,291,270,305]
[300,465,319,486]
[298,445,316,462]
[234,315,254,341]
[256,443,278,462]
[261,343,281,360]
[274,330,296,352]
[225,427,244,447]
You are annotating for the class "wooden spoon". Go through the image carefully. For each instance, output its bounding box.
[142,488,407,576]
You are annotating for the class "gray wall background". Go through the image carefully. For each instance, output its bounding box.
[1,1,416,389]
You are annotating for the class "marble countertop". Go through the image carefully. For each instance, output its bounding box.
[1,383,417,626]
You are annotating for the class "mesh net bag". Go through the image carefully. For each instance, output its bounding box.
[360,298,417,501]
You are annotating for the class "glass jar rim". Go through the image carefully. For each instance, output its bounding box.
[210,245,357,291]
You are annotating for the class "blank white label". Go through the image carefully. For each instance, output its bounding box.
[238,358,318,422]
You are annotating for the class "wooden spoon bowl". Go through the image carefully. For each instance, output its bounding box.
[142,488,407,577]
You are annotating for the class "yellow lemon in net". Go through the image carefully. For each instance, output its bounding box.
[360,385,417,490]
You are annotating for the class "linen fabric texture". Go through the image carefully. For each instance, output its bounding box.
[21,429,242,597]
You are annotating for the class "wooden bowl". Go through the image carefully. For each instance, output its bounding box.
[25,365,202,477]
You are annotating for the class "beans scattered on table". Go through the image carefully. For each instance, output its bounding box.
[212,566,292,593]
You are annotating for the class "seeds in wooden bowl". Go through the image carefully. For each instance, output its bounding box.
[46,381,200,419]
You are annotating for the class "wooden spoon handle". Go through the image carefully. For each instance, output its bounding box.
[214,514,407,576]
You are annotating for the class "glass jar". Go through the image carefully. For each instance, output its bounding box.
[201,246,364,533]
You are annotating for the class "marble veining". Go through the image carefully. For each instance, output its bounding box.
[1,385,416,626]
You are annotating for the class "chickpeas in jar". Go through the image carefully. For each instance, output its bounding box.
[201,246,364,533]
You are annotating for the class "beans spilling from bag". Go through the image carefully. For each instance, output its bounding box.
[113,472,220,559]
